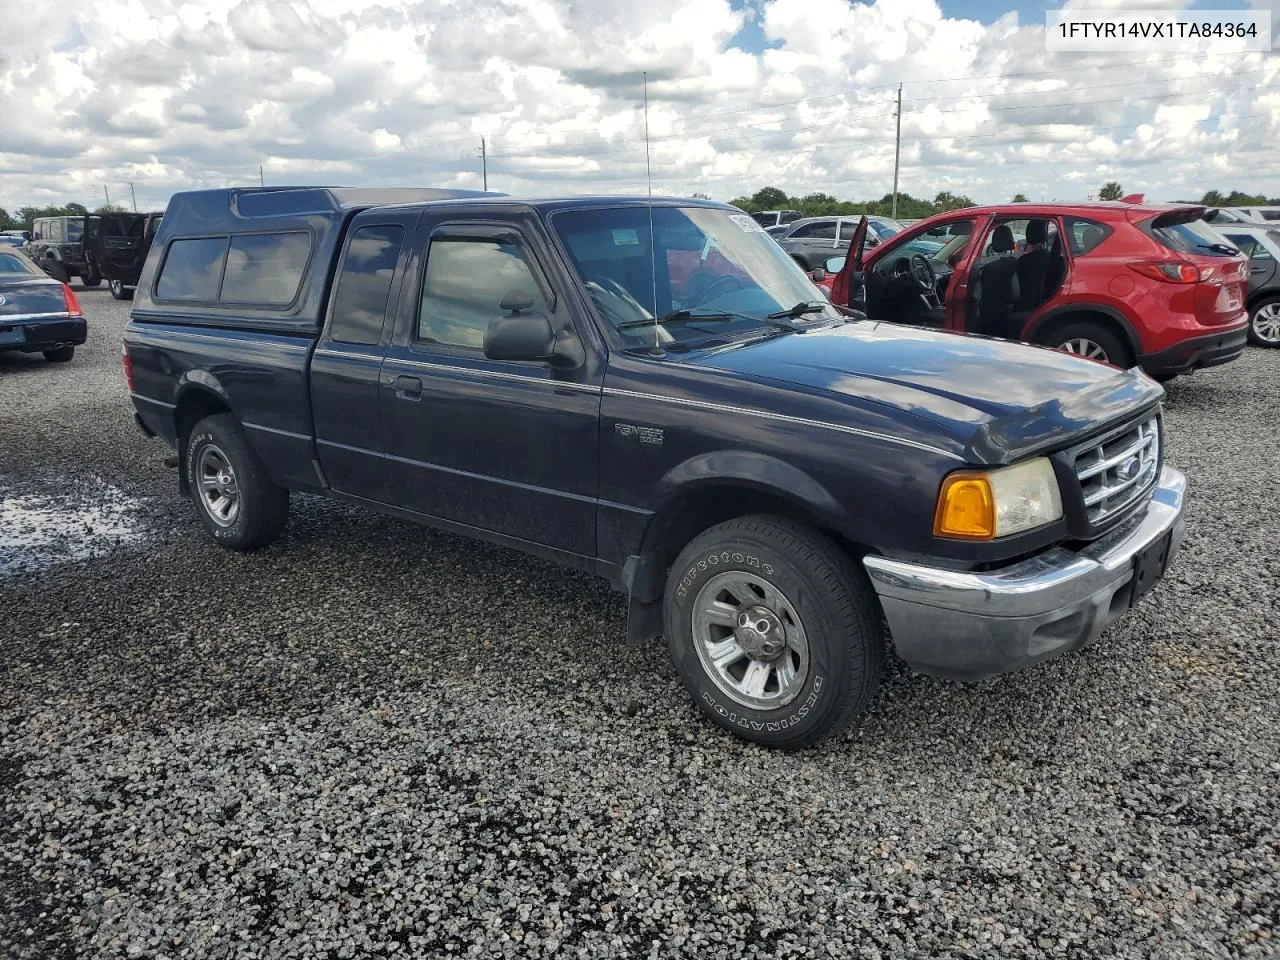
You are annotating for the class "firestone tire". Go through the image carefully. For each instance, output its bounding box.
[664,515,884,750]
[185,413,289,551]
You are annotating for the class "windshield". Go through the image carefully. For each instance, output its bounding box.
[552,206,840,348]
[870,220,903,240]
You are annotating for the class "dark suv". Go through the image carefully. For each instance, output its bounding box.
[27,217,101,287]
[86,211,165,300]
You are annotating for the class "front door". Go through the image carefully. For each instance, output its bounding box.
[380,209,603,557]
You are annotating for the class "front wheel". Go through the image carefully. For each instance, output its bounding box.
[665,515,884,749]
[1045,322,1132,368]
[1248,297,1280,347]
[185,413,289,550]
[109,280,134,300]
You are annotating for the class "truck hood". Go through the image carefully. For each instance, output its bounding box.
[694,319,1164,464]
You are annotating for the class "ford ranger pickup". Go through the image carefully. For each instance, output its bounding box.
[124,187,1186,748]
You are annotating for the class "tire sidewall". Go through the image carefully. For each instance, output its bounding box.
[186,426,252,547]
[665,533,851,746]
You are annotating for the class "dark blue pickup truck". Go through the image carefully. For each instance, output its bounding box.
[125,187,1186,748]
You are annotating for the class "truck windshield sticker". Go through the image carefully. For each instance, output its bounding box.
[612,229,640,246]
[728,215,766,234]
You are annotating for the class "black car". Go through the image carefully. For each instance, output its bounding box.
[86,211,165,300]
[27,216,100,287]
[774,215,903,270]
[1215,223,1280,346]
[0,248,87,362]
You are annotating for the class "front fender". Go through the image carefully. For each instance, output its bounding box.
[653,449,845,525]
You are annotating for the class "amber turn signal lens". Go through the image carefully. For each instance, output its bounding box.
[934,473,996,540]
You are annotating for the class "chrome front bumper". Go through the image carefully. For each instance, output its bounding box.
[863,466,1186,682]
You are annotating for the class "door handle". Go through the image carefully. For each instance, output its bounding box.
[394,375,422,401]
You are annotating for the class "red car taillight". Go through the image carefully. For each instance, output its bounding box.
[122,343,136,392]
[62,283,83,315]
[1127,261,1203,283]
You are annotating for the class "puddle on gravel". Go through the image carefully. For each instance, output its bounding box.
[0,480,148,579]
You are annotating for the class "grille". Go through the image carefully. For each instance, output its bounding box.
[1073,417,1160,527]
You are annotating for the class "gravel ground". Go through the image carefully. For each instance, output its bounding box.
[1,290,1277,959]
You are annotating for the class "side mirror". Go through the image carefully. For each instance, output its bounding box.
[809,268,826,282]
[484,311,555,363]
[483,306,585,369]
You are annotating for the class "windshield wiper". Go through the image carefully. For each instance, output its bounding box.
[618,309,802,334]
[767,300,829,321]
[1196,242,1240,256]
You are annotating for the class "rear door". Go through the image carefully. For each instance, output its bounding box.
[311,208,421,502]
[379,206,603,556]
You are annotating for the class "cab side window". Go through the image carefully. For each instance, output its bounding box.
[417,239,550,351]
[329,225,405,345]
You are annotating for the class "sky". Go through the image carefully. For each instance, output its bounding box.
[0,0,1277,215]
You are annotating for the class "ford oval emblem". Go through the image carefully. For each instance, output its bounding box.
[0,294,6,306]
[1116,456,1142,482]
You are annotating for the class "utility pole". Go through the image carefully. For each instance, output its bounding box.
[891,83,902,221]
[259,164,264,187]
[103,184,111,209]
[129,182,137,212]
[480,138,488,191]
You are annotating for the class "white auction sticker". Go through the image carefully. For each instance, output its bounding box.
[728,214,766,233]
[611,228,639,246]
[1046,9,1269,52]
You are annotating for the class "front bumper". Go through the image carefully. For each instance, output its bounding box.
[863,466,1186,682]
[1139,325,1246,378]
[0,316,87,352]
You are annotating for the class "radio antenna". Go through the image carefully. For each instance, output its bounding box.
[644,71,660,354]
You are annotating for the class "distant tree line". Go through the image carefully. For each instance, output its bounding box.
[727,185,1280,219]
[0,202,128,231]
[728,186,976,219]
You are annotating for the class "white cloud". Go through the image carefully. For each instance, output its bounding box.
[0,0,1278,216]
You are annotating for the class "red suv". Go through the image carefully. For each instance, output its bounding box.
[824,203,1249,380]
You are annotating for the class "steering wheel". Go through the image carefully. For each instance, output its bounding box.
[910,253,942,310]
[909,254,937,294]
[687,274,745,308]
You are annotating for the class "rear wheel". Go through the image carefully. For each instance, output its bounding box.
[1045,322,1132,368]
[109,280,134,300]
[42,346,75,362]
[186,413,289,550]
[664,515,884,749]
[1248,297,1280,347]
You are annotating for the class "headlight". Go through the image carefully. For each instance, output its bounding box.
[934,457,1063,540]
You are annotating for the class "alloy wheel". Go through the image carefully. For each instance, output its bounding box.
[691,571,809,710]
[1253,303,1280,345]
[1058,338,1109,362]
[196,444,241,527]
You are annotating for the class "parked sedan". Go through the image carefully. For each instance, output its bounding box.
[1213,223,1280,346]
[0,248,86,363]
[774,215,904,270]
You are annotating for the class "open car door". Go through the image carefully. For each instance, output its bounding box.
[89,212,156,284]
[830,215,868,309]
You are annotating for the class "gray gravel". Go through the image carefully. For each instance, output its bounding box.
[1,290,1277,958]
